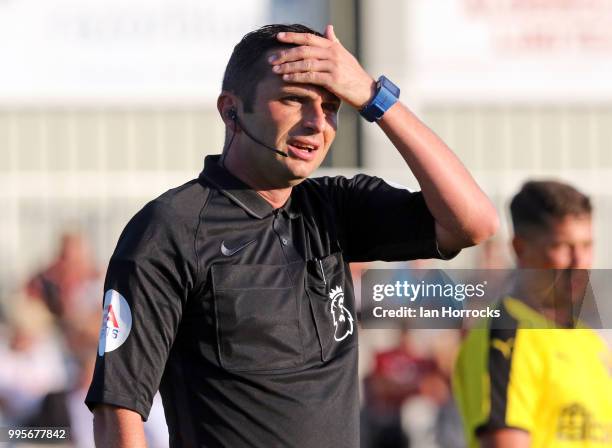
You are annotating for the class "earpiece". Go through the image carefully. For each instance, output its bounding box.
[224,107,288,157]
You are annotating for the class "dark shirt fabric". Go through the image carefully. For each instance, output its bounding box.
[86,155,452,447]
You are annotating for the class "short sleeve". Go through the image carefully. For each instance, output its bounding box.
[85,200,197,420]
[321,174,454,262]
[477,328,540,435]
[453,319,542,447]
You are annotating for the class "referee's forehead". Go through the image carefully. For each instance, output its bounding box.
[257,51,341,105]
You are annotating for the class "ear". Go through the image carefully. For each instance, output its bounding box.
[217,93,240,131]
[512,236,525,265]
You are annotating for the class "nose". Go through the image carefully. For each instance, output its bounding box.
[569,244,592,269]
[303,103,326,133]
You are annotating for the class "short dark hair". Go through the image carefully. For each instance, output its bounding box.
[222,24,323,112]
[510,180,592,237]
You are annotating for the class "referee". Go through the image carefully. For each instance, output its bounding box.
[86,23,498,447]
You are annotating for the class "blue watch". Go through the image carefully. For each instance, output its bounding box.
[359,75,400,122]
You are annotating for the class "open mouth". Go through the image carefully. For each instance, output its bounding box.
[289,142,316,153]
[286,140,320,160]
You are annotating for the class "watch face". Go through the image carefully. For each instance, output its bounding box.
[380,76,400,97]
[360,76,400,122]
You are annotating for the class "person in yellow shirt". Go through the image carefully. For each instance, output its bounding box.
[453,180,612,447]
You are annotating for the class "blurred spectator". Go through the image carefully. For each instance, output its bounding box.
[398,330,464,448]
[25,346,169,447]
[430,330,465,448]
[0,229,169,446]
[0,297,68,424]
[25,350,97,447]
[361,329,438,448]
[25,232,101,320]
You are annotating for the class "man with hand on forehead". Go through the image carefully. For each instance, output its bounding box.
[86,24,498,447]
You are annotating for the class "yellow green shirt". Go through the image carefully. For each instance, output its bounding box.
[453,297,612,447]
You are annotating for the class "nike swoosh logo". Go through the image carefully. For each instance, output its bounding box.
[221,239,256,257]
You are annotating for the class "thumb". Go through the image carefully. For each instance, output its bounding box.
[325,24,340,43]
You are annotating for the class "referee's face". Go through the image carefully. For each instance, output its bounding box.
[241,65,341,186]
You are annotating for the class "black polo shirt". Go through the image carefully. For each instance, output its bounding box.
[86,154,450,447]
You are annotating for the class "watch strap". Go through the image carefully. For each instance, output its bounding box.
[359,76,400,122]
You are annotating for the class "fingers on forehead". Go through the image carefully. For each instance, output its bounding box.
[278,32,329,47]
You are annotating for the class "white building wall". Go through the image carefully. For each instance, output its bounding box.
[356,0,612,268]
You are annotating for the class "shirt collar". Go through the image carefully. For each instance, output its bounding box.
[199,155,300,220]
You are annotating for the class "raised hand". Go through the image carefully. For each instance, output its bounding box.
[268,24,376,109]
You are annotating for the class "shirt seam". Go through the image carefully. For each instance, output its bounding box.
[194,183,213,285]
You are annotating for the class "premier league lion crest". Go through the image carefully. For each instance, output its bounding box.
[329,286,354,342]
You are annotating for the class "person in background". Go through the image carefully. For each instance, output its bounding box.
[26,232,101,321]
[362,329,439,448]
[453,180,612,447]
[0,298,68,425]
[27,349,169,448]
